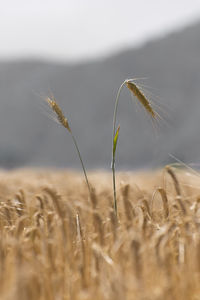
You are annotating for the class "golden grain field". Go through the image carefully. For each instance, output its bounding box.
[0,168,200,300]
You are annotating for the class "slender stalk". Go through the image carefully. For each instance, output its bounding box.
[70,132,91,194]
[112,82,126,145]
[46,97,91,195]
[112,81,126,216]
[112,163,117,214]
[112,79,157,216]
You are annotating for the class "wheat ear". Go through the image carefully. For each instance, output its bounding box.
[125,81,156,118]
[46,97,91,194]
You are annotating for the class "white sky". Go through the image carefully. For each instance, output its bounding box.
[1,0,200,61]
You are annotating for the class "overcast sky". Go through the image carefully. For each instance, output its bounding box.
[1,0,200,61]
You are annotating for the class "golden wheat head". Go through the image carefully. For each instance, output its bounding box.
[46,97,71,132]
[125,80,156,119]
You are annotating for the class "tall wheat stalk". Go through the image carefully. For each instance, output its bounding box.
[46,97,91,194]
[112,79,157,216]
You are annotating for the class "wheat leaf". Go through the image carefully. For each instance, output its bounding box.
[113,125,120,159]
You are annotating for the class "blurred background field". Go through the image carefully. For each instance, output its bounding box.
[0,0,200,170]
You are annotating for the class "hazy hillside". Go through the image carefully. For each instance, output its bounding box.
[0,21,200,169]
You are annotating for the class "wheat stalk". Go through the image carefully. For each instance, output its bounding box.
[112,79,157,216]
[46,96,91,194]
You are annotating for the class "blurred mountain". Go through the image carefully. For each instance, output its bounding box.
[0,21,200,169]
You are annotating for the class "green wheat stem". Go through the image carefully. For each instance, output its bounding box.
[112,81,126,216]
[111,78,157,217]
[112,159,117,214]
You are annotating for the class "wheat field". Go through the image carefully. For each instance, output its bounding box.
[0,168,199,299]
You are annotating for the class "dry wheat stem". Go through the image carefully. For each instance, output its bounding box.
[46,97,91,194]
